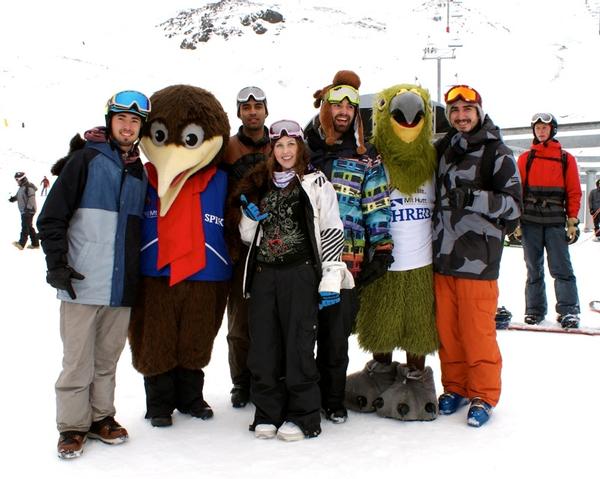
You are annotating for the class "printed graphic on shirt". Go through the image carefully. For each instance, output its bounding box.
[389,180,434,271]
[257,185,311,264]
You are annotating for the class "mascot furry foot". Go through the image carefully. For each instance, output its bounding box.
[344,359,399,412]
[374,364,438,421]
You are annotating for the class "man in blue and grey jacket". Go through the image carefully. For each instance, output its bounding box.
[37,90,150,460]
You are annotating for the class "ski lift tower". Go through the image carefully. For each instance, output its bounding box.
[422,45,456,104]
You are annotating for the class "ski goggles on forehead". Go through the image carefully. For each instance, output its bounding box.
[326,85,360,106]
[108,90,151,114]
[531,112,554,124]
[444,85,481,104]
[237,86,266,103]
[269,120,304,141]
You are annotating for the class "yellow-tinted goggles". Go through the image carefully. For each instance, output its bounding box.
[444,85,481,105]
[326,85,360,106]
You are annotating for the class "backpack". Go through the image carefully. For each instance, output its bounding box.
[435,131,518,236]
[522,148,568,195]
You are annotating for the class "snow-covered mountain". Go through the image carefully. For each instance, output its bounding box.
[2,0,599,196]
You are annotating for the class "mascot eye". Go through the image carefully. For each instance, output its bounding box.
[377,97,387,112]
[181,124,205,148]
[150,122,169,146]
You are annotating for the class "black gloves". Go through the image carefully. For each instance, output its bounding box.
[46,265,85,300]
[8,196,16,203]
[447,186,475,209]
[358,252,394,288]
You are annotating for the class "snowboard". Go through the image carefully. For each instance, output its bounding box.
[507,321,600,336]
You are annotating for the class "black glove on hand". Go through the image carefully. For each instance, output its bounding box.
[358,252,394,288]
[46,265,85,300]
[8,196,16,203]
[447,186,475,209]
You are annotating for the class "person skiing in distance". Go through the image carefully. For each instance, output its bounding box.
[9,171,39,250]
[40,175,50,195]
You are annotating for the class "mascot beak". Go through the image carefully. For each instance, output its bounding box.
[141,135,224,216]
[389,91,426,143]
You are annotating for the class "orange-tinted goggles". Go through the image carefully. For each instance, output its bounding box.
[444,85,481,105]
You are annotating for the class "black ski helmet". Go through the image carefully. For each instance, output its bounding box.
[531,112,557,141]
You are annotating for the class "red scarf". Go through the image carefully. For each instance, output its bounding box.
[146,164,217,285]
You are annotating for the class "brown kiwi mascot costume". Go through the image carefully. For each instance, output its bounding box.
[129,85,232,427]
[345,84,439,421]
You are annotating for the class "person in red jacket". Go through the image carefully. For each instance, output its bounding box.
[515,113,581,328]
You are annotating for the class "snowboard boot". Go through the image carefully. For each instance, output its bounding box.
[524,314,544,325]
[344,359,398,412]
[557,313,580,329]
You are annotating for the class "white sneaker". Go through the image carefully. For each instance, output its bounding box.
[276,422,304,442]
[254,424,277,439]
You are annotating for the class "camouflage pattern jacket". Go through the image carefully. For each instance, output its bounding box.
[432,116,522,280]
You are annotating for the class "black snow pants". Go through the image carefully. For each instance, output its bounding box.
[316,287,358,411]
[247,261,321,436]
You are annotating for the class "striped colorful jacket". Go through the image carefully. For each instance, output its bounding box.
[305,118,393,278]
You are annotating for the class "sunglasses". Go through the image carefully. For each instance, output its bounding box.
[107,90,151,116]
[326,85,360,106]
[531,112,555,124]
[269,120,304,142]
[444,85,481,104]
[237,86,266,103]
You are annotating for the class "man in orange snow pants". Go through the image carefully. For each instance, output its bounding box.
[432,84,522,427]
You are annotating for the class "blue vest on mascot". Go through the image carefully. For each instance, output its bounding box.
[140,169,232,282]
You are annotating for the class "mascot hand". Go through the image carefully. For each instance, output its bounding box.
[319,291,340,310]
[46,265,85,300]
[447,186,475,209]
[358,251,394,287]
[240,194,268,222]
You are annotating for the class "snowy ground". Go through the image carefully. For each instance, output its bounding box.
[3,192,600,478]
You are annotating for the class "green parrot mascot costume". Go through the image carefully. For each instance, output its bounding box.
[128,85,232,427]
[345,84,439,421]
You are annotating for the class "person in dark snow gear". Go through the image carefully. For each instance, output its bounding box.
[588,178,600,240]
[9,171,39,249]
[222,86,271,409]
